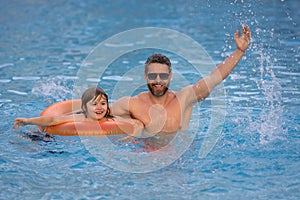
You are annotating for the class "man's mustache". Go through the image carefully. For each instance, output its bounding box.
[151,82,167,86]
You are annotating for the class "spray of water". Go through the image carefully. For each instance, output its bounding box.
[31,76,74,102]
[255,51,286,144]
[222,1,289,145]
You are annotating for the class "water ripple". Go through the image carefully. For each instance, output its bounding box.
[12,76,41,81]
[7,90,28,96]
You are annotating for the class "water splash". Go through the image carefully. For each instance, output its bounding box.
[252,51,286,144]
[31,76,74,103]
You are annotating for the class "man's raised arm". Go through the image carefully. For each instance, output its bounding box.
[191,25,251,102]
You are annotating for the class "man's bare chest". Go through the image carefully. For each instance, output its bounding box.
[130,99,183,132]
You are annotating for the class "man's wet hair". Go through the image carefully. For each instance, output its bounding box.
[144,53,172,73]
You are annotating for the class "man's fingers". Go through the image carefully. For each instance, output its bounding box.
[247,26,251,39]
[240,25,251,44]
[235,30,240,39]
[242,24,247,32]
[242,25,250,36]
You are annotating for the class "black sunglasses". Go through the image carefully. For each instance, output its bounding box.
[147,73,170,80]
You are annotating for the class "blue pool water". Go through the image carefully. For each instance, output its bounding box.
[1,0,299,199]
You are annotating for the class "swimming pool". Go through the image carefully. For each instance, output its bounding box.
[1,0,299,199]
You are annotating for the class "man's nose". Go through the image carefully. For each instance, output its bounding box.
[155,74,162,81]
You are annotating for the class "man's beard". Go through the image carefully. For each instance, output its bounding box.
[147,83,169,97]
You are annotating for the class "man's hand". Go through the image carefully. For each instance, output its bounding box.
[235,24,251,53]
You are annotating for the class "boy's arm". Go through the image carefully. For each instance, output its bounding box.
[13,115,78,129]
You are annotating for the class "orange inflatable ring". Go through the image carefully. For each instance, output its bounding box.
[38,99,134,136]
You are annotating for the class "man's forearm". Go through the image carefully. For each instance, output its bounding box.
[213,48,244,82]
[200,48,245,96]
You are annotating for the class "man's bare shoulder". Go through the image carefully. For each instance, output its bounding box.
[175,85,198,105]
[175,86,194,98]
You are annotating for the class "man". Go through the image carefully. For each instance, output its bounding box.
[111,25,251,137]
